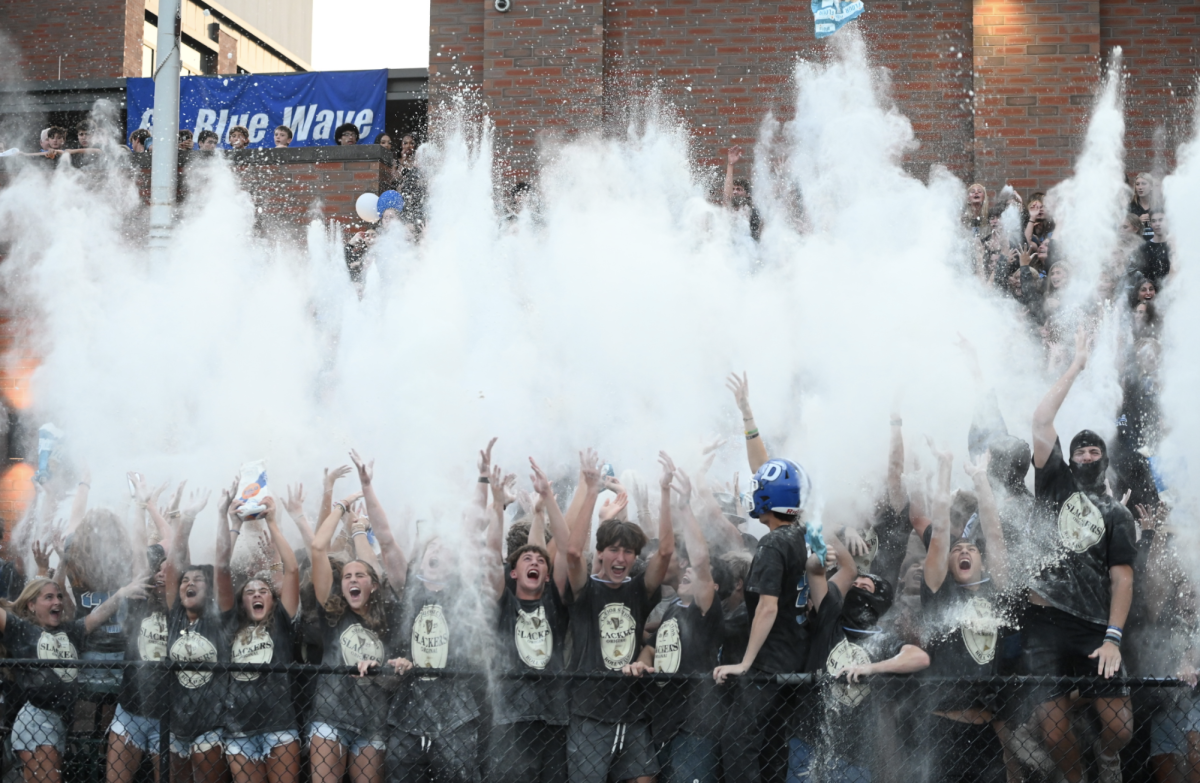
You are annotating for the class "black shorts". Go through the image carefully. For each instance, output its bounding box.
[1022,604,1129,699]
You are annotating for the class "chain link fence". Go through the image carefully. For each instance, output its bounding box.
[1,659,1196,783]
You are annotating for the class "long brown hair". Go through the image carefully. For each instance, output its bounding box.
[66,509,134,592]
[322,559,390,632]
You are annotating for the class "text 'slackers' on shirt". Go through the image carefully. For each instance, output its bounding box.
[2,616,87,712]
[167,603,228,741]
[223,602,298,737]
[495,579,569,726]
[1032,438,1138,625]
[309,602,397,737]
[567,572,660,723]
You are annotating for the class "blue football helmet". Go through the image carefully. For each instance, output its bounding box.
[748,459,812,519]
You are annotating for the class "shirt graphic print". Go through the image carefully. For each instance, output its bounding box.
[1058,492,1105,553]
[654,617,682,674]
[38,630,79,682]
[231,625,274,682]
[412,604,449,670]
[338,623,384,667]
[137,612,168,661]
[514,604,553,670]
[599,603,636,669]
[171,629,217,688]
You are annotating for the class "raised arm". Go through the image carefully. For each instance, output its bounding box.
[349,450,407,588]
[216,488,237,613]
[728,372,769,472]
[643,452,676,595]
[67,469,91,535]
[565,449,602,596]
[165,489,211,611]
[131,474,173,551]
[672,470,715,613]
[348,505,383,580]
[282,483,315,549]
[887,411,906,513]
[530,458,571,597]
[264,498,300,617]
[1033,327,1091,468]
[310,489,363,605]
[475,438,498,509]
[85,574,151,634]
[923,465,953,594]
[964,452,1008,588]
[826,524,858,600]
[723,144,742,207]
[320,464,352,531]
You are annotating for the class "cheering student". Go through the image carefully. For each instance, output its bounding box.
[797,524,927,781]
[274,126,293,148]
[306,484,399,783]
[487,456,573,783]
[920,446,1011,783]
[383,442,500,783]
[1025,326,1137,783]
[563,449,675,783]
[228,126,250,150]
[2,568,149,783]
[625,469,727,783]
[219,495,302,783]
[163,490,229,783]
[713,372,813,783]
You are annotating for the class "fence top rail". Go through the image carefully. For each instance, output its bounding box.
[0,659,1190,688]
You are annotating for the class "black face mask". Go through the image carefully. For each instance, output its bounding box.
[842,585,893,632]
[1068,429,1109,493]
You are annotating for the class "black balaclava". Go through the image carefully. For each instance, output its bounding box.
[987,435,1032,495]
[1068,429,1109,494]
[842,574,895,635]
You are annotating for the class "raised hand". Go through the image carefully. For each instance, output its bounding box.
[284,484,306,518]
[182,489,211,520]
[324,465,352,492]
[530,458,553,498]
[658,452,677,491]
[727,145,743,166]
[726,372,752,417]
[32,540,51,572]
[478,437,499,478]
[350,450,375,486]
[599,492,629,522]
[580,448,601,491]
[671,469,693,504]
[842,527,868,557]
[963,451,991,481]
[1073,325,1093,369]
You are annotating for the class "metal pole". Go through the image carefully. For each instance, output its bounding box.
[147,0,182,253]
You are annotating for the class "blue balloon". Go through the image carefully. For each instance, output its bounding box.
[376,190,405,215]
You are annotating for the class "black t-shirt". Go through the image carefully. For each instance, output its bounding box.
[719,601,749,666]
[168,604,228,741]
[921,579,1007,711]
[494,581,569,726]
[224,603,298,736]
[802,583,904,764]
[566,573,661,722]
[1032,439,1138,625]
[2,615,87,712]
[309,601,397,736]
[871,502,911,590]
[743,523,811,673]
[1136,241,1170,283]
[649,598,723,743]
[119,599,170,719]
[1129,201,1154,241]
[390,579,481,734]
[63,537,126,655]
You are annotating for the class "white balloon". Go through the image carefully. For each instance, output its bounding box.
[355,192,379,223]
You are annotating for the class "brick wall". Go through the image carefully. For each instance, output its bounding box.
[603,0,975,179]
[1101,0,1199,176]
[429,0,487,114]
[0,0,143,81]
[430,0,1198,194]
[484,0,605,176]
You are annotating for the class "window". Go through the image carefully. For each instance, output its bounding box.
[142,44,155,77]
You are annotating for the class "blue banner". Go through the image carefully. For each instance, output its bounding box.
[812,0,864,38]
[126,70,387,148]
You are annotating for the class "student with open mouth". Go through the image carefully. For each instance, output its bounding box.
[218,495,302,783]
[307,479,401,783]
[163,489,227,783]
[2,567,150,783]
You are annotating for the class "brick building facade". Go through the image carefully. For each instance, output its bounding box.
[428,0,1198,192]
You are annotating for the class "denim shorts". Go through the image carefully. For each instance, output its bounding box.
[110,704,162,754]
[11,702,65,753]
[170,730,223,757]
[307,722,385,755]
[225,731,301,761]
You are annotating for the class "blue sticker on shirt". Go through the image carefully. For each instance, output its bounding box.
[812,0,864,38]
